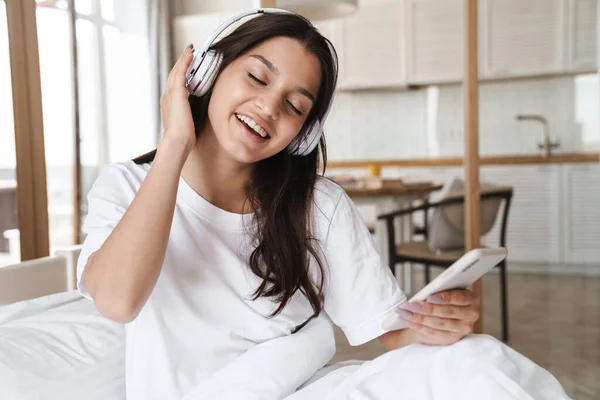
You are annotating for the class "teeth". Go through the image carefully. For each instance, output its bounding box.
[236,114,268,138]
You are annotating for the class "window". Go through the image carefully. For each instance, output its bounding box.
[1,0,156,259]
[0,1,19,266]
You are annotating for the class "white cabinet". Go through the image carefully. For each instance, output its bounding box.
[561,163,600,264]
[565,0,598,72]
[315,2,407,90]
[480,165,562,264]
[480,0,566,79]
[341,2,407,89]
[312,18,348,88]
[404,0,465,85]
[400,0,597,86]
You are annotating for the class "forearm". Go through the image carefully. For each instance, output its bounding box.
[378,328,417,351]
[85,137,192,322]
[182,316,336,400]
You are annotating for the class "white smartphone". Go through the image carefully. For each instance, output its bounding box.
[382,247,507,330]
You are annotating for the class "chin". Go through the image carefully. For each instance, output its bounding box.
[222,141,267,165]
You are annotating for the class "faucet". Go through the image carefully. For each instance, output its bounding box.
[515,114,560,158]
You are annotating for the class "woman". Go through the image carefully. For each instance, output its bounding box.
[77,10,568,400]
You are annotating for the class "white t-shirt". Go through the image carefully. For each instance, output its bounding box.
[77,160,407,399]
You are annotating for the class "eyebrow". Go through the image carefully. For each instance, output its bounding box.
[249,54,316,103]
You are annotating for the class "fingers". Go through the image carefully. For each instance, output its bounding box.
[407,321,464,346]
[397,308,472,335]
[167,43,195,90]
[399,303,479,324]
[427,289,479,307]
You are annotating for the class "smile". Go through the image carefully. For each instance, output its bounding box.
[235,113,270,139]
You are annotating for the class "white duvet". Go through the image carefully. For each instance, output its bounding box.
[0,291,570,400]
[0,291,125,400]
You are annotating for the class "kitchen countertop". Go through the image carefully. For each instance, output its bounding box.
[326,153,599,169]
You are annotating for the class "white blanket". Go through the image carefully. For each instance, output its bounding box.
[181,318,570,400]
[288,334,572,400]
[0,291,125,400]
[0,292,571,400]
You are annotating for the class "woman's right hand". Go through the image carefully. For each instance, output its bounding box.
[159,44,197,153]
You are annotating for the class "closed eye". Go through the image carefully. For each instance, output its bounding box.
[286,100,303,116]
[247,73,266,86]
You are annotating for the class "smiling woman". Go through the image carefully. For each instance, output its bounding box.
[74,8,570,400]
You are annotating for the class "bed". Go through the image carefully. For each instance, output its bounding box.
[0,250,569,400]
[0,249,126,400]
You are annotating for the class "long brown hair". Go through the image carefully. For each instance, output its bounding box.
[134,12,338,319]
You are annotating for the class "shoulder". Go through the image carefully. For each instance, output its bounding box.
[94,160,149,189]
[87,160,150,203]
[313,176,346,219]
[312,176,361,240]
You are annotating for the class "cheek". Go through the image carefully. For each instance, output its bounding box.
[209,74,242,116]
[278,119,306,145]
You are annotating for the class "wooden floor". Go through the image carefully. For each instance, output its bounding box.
[331,271,600,400]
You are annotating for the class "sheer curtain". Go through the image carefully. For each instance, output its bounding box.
[148,0,174,144]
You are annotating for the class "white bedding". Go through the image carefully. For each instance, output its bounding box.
[0,291,125,400]
[0,291,570,400]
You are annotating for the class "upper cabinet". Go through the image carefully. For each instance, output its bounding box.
[342,2,407,89]
[173,1,597,91]
[316,2,407,90]
[480,0,565,79]
[312,18,348,88]
[565,0,598,72]
[404,0,466,85]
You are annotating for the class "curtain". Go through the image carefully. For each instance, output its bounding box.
[148,0,174,144]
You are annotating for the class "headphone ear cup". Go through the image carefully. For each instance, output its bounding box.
[288,120,323,156]
[196,50,223,97]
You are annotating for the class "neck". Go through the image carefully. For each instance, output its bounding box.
[181,129,254,215]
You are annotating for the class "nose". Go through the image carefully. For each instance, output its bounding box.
[256,91,281,121]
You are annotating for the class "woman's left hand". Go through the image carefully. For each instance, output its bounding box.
[397,289,480,346]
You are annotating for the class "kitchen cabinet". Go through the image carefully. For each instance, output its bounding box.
[561,163,600,264]
[312,19,348,88]
[480,166,563,263]
[480,0,566,79]
[403,0,466,85]
[341,1,407,89]
[565,0,598,72]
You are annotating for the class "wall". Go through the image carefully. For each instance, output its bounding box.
[324,74,600,161]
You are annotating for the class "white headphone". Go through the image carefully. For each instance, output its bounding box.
[185,8,333,156]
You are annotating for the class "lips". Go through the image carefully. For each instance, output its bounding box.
[235,113,270,139]
[235,115,270,144]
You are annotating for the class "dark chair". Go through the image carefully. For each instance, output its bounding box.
[377,186,513,342]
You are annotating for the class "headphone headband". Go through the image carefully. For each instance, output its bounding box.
[185,8,334,156]
[198,9,294,59]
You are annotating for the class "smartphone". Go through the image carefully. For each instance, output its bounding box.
[382,247,507,330]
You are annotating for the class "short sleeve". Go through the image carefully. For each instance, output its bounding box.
[77,164,135,300]
[321,191,408,346]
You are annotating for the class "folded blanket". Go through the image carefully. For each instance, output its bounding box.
[181,314,336,400]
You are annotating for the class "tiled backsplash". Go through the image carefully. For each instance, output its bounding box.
[324,74,599,160]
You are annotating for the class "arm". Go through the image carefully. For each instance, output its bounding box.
[83,45,197,323]
[182,315,336,400]
[84,138,190,323]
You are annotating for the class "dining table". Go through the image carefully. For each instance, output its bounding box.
[340,179,443,295]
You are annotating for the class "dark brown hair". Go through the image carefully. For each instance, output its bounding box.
[134,12,338,319]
